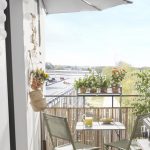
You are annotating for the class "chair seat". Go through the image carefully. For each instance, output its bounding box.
[104,139,141,150]
[105,139,129,150]
[55,142,100,150]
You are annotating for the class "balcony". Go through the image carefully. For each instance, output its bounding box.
[43,89,138,150]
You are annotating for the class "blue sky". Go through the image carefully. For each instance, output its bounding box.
[45,0,150,67]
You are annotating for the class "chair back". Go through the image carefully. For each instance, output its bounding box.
[126,113,150,150]
[43,113,76,149]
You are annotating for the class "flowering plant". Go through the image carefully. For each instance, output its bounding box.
[30,68,49,90]
[111,68,127,87]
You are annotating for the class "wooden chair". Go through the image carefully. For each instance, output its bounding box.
[43,113,100,150]
[104,113,150,150]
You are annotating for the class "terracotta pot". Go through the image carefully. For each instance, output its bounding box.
[80,87,86,93]
[90,88,97,93]
[101,87,107,93]
[31,78,43,90]
[112,86,120,93]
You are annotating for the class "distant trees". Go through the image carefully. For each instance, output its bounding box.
[45,62,54,70]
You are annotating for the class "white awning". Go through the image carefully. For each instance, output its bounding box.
[42,0,132,14]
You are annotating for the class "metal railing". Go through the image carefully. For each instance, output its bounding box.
[45,89,140,108]
[43,90,139,150]
[44,107,135,150]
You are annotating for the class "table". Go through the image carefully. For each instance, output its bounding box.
[76,122,125,146]
[76,122,125,130]
[137,139,150,150]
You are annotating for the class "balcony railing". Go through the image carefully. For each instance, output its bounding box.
[43,90,138,150]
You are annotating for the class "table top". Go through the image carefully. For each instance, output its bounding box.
[76,121,125,130]
[137,139,150,150]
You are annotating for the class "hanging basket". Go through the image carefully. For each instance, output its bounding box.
[29,90,47,112]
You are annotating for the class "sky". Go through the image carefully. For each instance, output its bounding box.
[45,0,150,67]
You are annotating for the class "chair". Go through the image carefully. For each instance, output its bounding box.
[104,113,150,150]
[43,113,100,150]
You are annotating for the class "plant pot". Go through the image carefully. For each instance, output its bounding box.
[112,86,120,93]
[80,87,86,93]
[90,88,97,93]
[101,87,107,93]
[31,78,43,90]
[29,90,47,112]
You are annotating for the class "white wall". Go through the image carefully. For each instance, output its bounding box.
[0,42,10,150]
[0,1,10,150]
[9,0,28,149]
[0,0,46,149]
[23,0,46,150]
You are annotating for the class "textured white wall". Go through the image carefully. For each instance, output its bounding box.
[0,1,10,150]
[23,0,46,150]
[0,0,45,150]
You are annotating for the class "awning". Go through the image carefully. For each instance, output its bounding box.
[42,0,132,14]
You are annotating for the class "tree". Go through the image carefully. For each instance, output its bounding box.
[132,70,150,115]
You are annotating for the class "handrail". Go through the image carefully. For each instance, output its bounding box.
[46,106,134,109]
[45,94,141,97]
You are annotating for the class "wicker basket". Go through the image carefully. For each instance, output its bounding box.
[29,90,47,112]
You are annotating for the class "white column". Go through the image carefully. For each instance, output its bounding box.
[8,0,28,150]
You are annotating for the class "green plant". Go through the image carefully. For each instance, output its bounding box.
[31,68,49,90]
[98,75,110,88]
[74,77,88,89]
[87,72,98,89]
[132,70,150,115]
[111,68,127,86]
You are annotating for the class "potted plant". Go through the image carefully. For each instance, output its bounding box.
[99,76,110,93]
[74,77,88,93]
[29,68,49,111]
[31,68,49,90]
[111,68,126,93]
[87,72,98,93]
